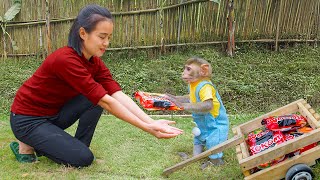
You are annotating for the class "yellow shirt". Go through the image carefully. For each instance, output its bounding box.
[189,79,221,117]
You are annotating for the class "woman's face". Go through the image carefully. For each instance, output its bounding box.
[80,20,113,60]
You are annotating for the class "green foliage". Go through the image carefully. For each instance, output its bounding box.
[104,45,320,114]
[1,45,320,115]
[0,0,22,57]
[104,52,187,95]
[210,0,221,3]
[3,0,22,21]
[0,59,41,114]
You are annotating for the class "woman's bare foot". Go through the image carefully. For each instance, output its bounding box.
[18,141,34,154]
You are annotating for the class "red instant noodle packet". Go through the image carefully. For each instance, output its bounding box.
[261,114,307,132]
[248,115,317,171]
[133,91,183,111]
[284,126,317,157]
[247,129,287,169]
[247,129,286,155]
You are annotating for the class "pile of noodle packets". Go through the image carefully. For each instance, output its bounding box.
[246,114,317,172]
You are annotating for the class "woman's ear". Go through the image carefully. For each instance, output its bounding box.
[79,27,87,40]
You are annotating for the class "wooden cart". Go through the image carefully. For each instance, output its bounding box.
[163,99,320,180]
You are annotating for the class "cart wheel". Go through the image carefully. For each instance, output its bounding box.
[285,164,314,180]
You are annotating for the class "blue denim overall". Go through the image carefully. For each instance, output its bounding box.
[192,81,229,159]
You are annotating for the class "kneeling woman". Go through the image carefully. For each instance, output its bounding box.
[10,4,182,167]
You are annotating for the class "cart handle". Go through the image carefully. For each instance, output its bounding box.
[163,135,244,176]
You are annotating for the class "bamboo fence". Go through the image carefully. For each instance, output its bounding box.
[0,0,319,57]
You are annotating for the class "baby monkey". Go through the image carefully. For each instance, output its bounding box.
[166,57,229,169]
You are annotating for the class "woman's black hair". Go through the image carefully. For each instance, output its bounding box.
[68,4,113,56]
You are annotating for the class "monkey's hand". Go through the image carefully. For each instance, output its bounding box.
[164,94,182,108]
[164,93,177,101]
[181,99,213,113]
[164,93,186,109]
[165,94,189,103]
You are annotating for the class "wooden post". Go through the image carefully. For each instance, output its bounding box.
[226,0,235,57]
[176,0,184,52]
[38,0,44,58]
[45,0,52,55]
[275,0,283,51]
[315,1,320,48]
[2,29,7,59]
[159,0,165,54]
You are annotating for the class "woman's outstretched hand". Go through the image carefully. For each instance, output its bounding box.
[147,119,183,139]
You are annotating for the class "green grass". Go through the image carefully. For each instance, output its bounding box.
[1,113,320,179]
[1,45,320,179]
[0,114,254,179]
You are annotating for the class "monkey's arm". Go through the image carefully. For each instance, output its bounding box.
[165,94,190,103]
[182,99,213,113]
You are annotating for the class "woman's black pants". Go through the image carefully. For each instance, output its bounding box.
[10,95,103,167]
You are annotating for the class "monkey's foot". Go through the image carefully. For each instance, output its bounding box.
[200,158,224,170]
[177,152,189,161]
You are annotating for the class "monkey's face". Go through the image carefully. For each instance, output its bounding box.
[182,63,201,83]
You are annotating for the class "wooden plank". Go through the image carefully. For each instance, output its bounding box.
[297,102,320,129]
[236,127,250,159]
[236,153,243,162]
[239,99,304,134]
[162,135,244,176]
[239,143,251,176]
[235,126,241,136]
[304,103,311,109]
[244,145,320,180]
[233,128,242,159]
[232,127,237,135]
[236,145,243,162]
[240,143,250,159]
[314,113,320,121]
[243,170,251,177]
[236,146,242,154]
[239,128,320,171]
[309,108,315,114]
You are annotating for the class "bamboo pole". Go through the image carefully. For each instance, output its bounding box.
[191,3,196,42]
[176,0,183,47]
[207,2,214,40]
[45,0,52,55]
[306,1,314,44]
[226,0,235,57]
[1,0,319,57]
[242,0,249,38]
[316,0,320,47]
[5,0,210,28]
[159,0,165,54]
[38,0,44,58]
[1,38,319,57]
[275,0,283,51]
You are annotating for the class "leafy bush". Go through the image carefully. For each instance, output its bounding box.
[1,44,319,115]
[105,45,320,114]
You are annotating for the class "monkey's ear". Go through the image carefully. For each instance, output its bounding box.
[200,64,210,77]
